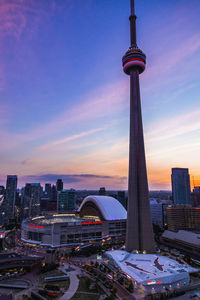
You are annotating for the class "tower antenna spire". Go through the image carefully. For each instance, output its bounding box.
[130,0,137,45]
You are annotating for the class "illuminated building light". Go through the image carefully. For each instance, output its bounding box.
[53,214,75,217]
[31,216,45,220]
[126,273,134,281]
[147,281,163,285]
[29,225,44,229]
[81,221,102,225]
[123,57,145,66]
[82,215,100,220]
[147,281,156,285]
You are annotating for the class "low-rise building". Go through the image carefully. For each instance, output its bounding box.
[166,205,200,231]
[106,250,196,293]
[162,230,200,257]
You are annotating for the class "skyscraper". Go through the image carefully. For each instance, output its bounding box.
[6,175,17,221]
[21,183,31,220]
[117,191,127,209]
[99,187,106,196]
[45,183,52,198]
[29,183,41,217]
[122,0,155,252]
[57,189,76,212]
[171,168,191,205]
[56,179,63,191]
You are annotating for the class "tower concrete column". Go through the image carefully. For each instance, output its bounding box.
[123,0,155,253]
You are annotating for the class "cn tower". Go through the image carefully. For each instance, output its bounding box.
[122,0,155,252]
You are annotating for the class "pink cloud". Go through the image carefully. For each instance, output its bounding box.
[0,0,55,39]
[0,0,56,91]
[143,33,200,94]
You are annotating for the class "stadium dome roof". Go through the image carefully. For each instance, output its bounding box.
[78,195,127,221]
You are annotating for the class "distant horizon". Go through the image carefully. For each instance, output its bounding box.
[0,172,173,192]
[1,171,198,190]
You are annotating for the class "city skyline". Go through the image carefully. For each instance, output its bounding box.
[0,0,200,190]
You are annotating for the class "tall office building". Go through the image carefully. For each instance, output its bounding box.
[51,185,57,201]
[117,191,127,209]
[56,179,63,191]
[0,186,6,225]
[166,205,200,231]
[29,183,41,217]
[45,183,52,198]
[171,168,191,205]
[57,189,76,212]
[99,187,106,196]
[21,184,31,220]
[6,175,17,221]
[22,183,41,217]
[0,186,5,195]
[192,186,200,207]
[150,200,164,229]
[122,0,155,252]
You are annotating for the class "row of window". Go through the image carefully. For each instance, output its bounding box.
[60,232,102,243]
[28,232,42,241]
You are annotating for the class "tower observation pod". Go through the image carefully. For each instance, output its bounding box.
[123,0,155,253]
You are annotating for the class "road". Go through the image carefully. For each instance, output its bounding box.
[59,264,80,300]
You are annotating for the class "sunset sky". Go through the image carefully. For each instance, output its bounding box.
[0,0,200,190]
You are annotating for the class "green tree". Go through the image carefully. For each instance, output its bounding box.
[95,261,99,268]
[85,277,92,288]
[128,281,134,293]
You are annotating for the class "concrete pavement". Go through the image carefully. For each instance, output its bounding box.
[59,264,80,300]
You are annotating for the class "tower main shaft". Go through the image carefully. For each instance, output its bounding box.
[123,0,155,253]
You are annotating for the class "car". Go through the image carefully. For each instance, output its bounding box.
[106,274,113,280]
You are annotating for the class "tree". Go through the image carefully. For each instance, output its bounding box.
[95,261,99,268]
[112,287,117,295]
[153,223,162,236]
[128,281,134,293]
[85,277,92,288]
[105,294,115,300]
[70,247,76,257]
[118,276,124,285]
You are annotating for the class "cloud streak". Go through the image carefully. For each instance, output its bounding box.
[146,109,200,143]
[25,79,128,141]
[19,173,128,190]
[38,127,105,151]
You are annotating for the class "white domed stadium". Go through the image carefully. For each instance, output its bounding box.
[21,195,127,248]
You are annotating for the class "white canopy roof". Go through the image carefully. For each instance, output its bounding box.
[78,195,127,221]
[106,250,196,285]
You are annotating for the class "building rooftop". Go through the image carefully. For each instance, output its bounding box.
[106,250,196,285]
[162,230,200,247]
[25,214,97,225]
